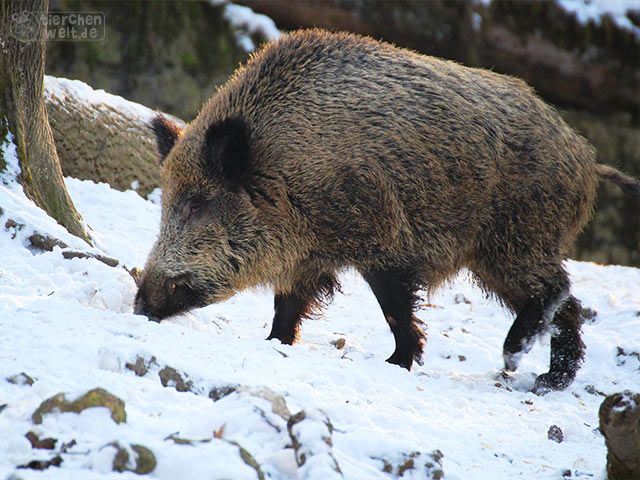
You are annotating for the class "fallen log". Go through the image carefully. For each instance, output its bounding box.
[44,76,185,197]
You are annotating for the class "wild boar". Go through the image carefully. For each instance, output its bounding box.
[134,29,640,393]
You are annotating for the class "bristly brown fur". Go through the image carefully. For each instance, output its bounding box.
[136,29,636,393]
[151,115,182,162]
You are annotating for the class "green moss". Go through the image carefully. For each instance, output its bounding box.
[32,388,126,424]
[227,440,265,480]
[109,442,156,474]
[180,51,198,72]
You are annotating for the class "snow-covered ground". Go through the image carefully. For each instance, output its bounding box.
[1,134,639,479]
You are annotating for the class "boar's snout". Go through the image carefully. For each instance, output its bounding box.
[133,268,204,321]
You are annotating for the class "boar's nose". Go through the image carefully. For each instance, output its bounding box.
[133,292,161,322]
[133,279,161,322]
[134,270,195,321]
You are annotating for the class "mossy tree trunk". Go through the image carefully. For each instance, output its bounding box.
[0,0,91,244]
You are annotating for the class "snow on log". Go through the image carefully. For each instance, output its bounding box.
[44,76,185,196]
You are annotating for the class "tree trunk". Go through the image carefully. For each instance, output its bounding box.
[599,391,640,480]
[0,0,91,243]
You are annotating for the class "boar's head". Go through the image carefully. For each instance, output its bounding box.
[134,115,266,320]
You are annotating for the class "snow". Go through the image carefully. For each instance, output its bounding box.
[218,2,281,52]
[556,0,640,36]
[471,12,483,32]
[0,131,20,185]
[44,76,186,128]
[1,132,640,479]
[44,76,157,123]
[472,1,640,36]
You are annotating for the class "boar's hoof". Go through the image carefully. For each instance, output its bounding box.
[386,351,414,371]
[266,332,296,345]
[532,371,574,395]
[503,351,523,372]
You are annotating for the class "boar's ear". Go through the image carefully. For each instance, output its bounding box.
[204,117,250,189]
[151,115,182,163]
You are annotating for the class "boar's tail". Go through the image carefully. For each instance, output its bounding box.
[596,164,640,205]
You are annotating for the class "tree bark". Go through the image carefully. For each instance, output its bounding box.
[0,0,91,243]
[599,391,640,480]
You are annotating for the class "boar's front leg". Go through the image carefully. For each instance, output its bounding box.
[267,293,310,344]
[267,271,338,345]
[362,269,426,370]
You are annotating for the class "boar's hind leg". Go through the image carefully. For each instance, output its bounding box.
[532,294,584,394]
[267,271,338,345]
[501,276,571,373]
[362,269,426,370]
[475,262,584,392]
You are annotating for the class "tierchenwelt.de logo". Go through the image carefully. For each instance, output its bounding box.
[9,11,105,42]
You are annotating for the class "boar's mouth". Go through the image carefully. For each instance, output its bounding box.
[133,273,209,321]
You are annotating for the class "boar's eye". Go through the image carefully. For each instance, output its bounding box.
[189,203,201,216]
[182,199,204,222]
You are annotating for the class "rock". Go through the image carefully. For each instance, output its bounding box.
[28,233,67,251]
[547,425,564,443]
[7,372,35,386]
[331,338,346,349]
[111,442,129,472]
[585,385,606,397]
[130,445,156,474]
[25,432,56,450]
[4,218,22,230]
[4,218,25,238]
[209,384,238,401]
[32,388,126,424]
[17,455,62,470]
[125,355,157,377]
[60,439,76,453]
[158,366,193,392]
[108,442,156,475]
[616,347,640,367]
